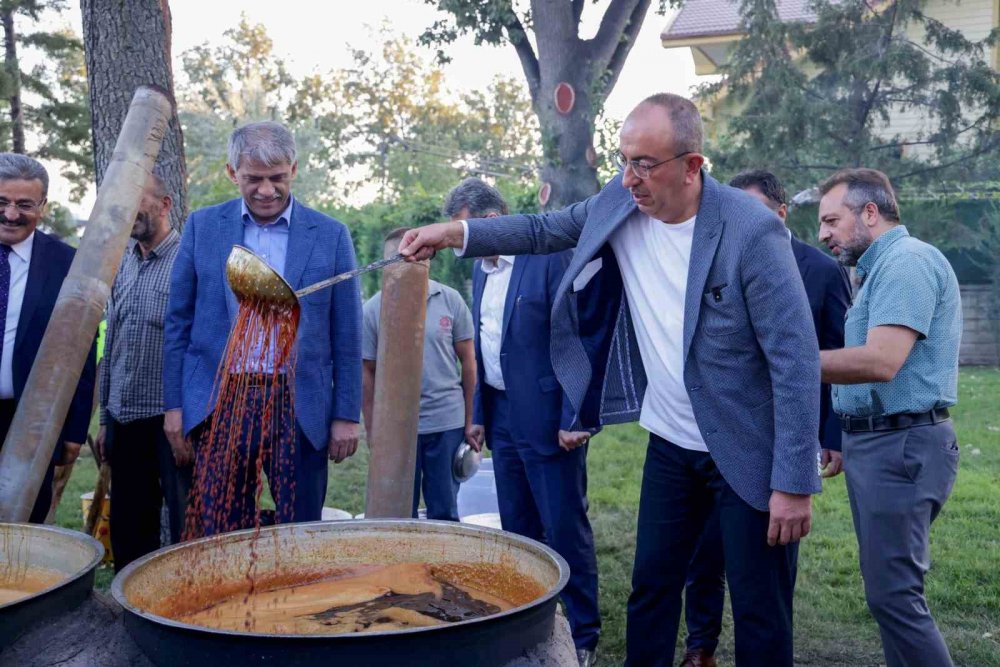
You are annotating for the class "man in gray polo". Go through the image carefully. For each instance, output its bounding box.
[362,227,477,521]
[818,168,961,667]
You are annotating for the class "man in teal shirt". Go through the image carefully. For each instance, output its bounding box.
[817,168,961,667]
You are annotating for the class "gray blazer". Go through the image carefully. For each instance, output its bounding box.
[465,172,822,510]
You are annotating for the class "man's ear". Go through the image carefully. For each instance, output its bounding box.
[226,163,238,185]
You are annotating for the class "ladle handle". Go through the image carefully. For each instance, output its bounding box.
[295,253,406,298]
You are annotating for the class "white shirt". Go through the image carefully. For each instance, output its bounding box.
[1,232,35,399]
[609,212,707,452]
[478,255,516,391]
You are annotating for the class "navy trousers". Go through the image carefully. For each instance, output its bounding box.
[193,384,328,536]
[626,434,798,667]
[412,427,464,521]
[683,505,727,655]
[485,387,601,651]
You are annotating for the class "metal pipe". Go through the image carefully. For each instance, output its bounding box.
[0,86,172,522]
[363,239,428,519]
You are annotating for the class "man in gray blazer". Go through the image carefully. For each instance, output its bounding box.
[400,93,821,667]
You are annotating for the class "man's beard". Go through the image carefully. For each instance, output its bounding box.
[131,211,156,243]
[836,215,873,267]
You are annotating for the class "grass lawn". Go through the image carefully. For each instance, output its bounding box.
[56,369,1000,666]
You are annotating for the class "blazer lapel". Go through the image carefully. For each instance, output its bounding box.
[501,256,527,343]
[563,176,636,294]
[683,173,724,359]
[218,202,245,323]
[283,204,318,290]
[14,232,50,355]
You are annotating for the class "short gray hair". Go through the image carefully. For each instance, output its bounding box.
[819,168,900,223]
[442,178,509,218]
[227,121,297,170]
[639,93,704,154]
[0,153,49,197]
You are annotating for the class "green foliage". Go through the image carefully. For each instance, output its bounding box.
[706,0,1000,194]
[0,1,92,197]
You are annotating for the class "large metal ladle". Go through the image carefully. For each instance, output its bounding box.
[226,245,405,309]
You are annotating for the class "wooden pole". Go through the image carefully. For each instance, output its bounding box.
[0,86,172,522]
[364,239,428,519]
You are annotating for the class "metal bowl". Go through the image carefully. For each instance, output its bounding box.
[0,522,105,642]
[112,519,568,667]
[452,443,481,483]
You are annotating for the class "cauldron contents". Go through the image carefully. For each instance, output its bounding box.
[161,562,543,634]
[184,298,300,540]
[0,566,64,606]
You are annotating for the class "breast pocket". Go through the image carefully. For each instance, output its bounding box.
[146,287,170,329]
[700,284,750,337]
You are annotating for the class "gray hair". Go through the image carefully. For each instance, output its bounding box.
[442,178,509,219]
[0,153,49,197]
[227,121,297,170]
[147,163,170,199]
[819,168,900,223]
[639,93,704,154]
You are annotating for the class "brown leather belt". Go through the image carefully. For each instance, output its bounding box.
[839,408,950,433]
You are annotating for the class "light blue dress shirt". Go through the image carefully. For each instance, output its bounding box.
[240,197,293,373]
[833,226,962,417]
[0,231,34,398]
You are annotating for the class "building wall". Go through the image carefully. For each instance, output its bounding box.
[879,0,998,157]
[960,283,1000,366]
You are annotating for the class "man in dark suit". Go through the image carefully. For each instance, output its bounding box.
[446,178,601,667]
[0,153,95,523]
[677,170,852,667]
[401,94,821,667]
[163,122,362,535]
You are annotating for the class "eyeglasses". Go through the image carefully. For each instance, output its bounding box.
[0,198,45,214]
[613,151,691,179]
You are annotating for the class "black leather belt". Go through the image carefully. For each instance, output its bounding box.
[839,408,950,433]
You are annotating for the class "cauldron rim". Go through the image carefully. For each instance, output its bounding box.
[0,522,105,611]
[111,519,570,641]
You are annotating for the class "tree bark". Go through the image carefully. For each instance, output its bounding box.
[1,7,25,153]
[81,0,187,228]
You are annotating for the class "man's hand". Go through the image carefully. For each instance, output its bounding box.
[465,424,484,452]
[398,222,466,262]
[767,490,812,547]
[558,430,590,452]
[94,425,108,465]
[163,409,194,467]
[820,449,844,478]
[329,420,359,463]
[59,441,82,466]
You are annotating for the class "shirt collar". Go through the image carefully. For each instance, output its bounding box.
[481,255,515,274]
[7,230,35,263]
[131,228,180,259]
[856,225,908,280]
[427,279,443,298]
[241,196,294,227]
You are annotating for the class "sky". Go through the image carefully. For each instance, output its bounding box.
[38,0,705,214]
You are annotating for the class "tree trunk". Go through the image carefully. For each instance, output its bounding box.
[81,0,187,228]
[1,8,25,153]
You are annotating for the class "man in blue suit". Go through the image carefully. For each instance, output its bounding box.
[0,153,95,523]
[445,178,600,667]
[163,122,361,535]
[401,94,821,667]
[678,170,852,667]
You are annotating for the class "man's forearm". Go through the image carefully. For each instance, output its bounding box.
[821,346,894,384]
[461,364,476,426]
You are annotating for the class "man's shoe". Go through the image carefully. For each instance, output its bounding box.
[576,647,597,667]
[678,648,717,667]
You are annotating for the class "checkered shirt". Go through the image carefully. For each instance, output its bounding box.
[99,230,181,424]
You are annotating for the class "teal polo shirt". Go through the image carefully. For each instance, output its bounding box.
[833,226,962,417]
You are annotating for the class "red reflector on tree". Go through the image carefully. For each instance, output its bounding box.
[554,82,575,115]
[538,182,552,207]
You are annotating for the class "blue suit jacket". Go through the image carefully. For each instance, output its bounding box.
[163,198,362,451]
[13,231,96,450]
[791,237,851,452]
[471,252,572,455]
[464,173,822,510]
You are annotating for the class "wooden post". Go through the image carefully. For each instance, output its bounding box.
[364,239,428,519]
[0,86,172,522]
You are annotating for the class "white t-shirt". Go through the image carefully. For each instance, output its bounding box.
[609,212,707,452]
